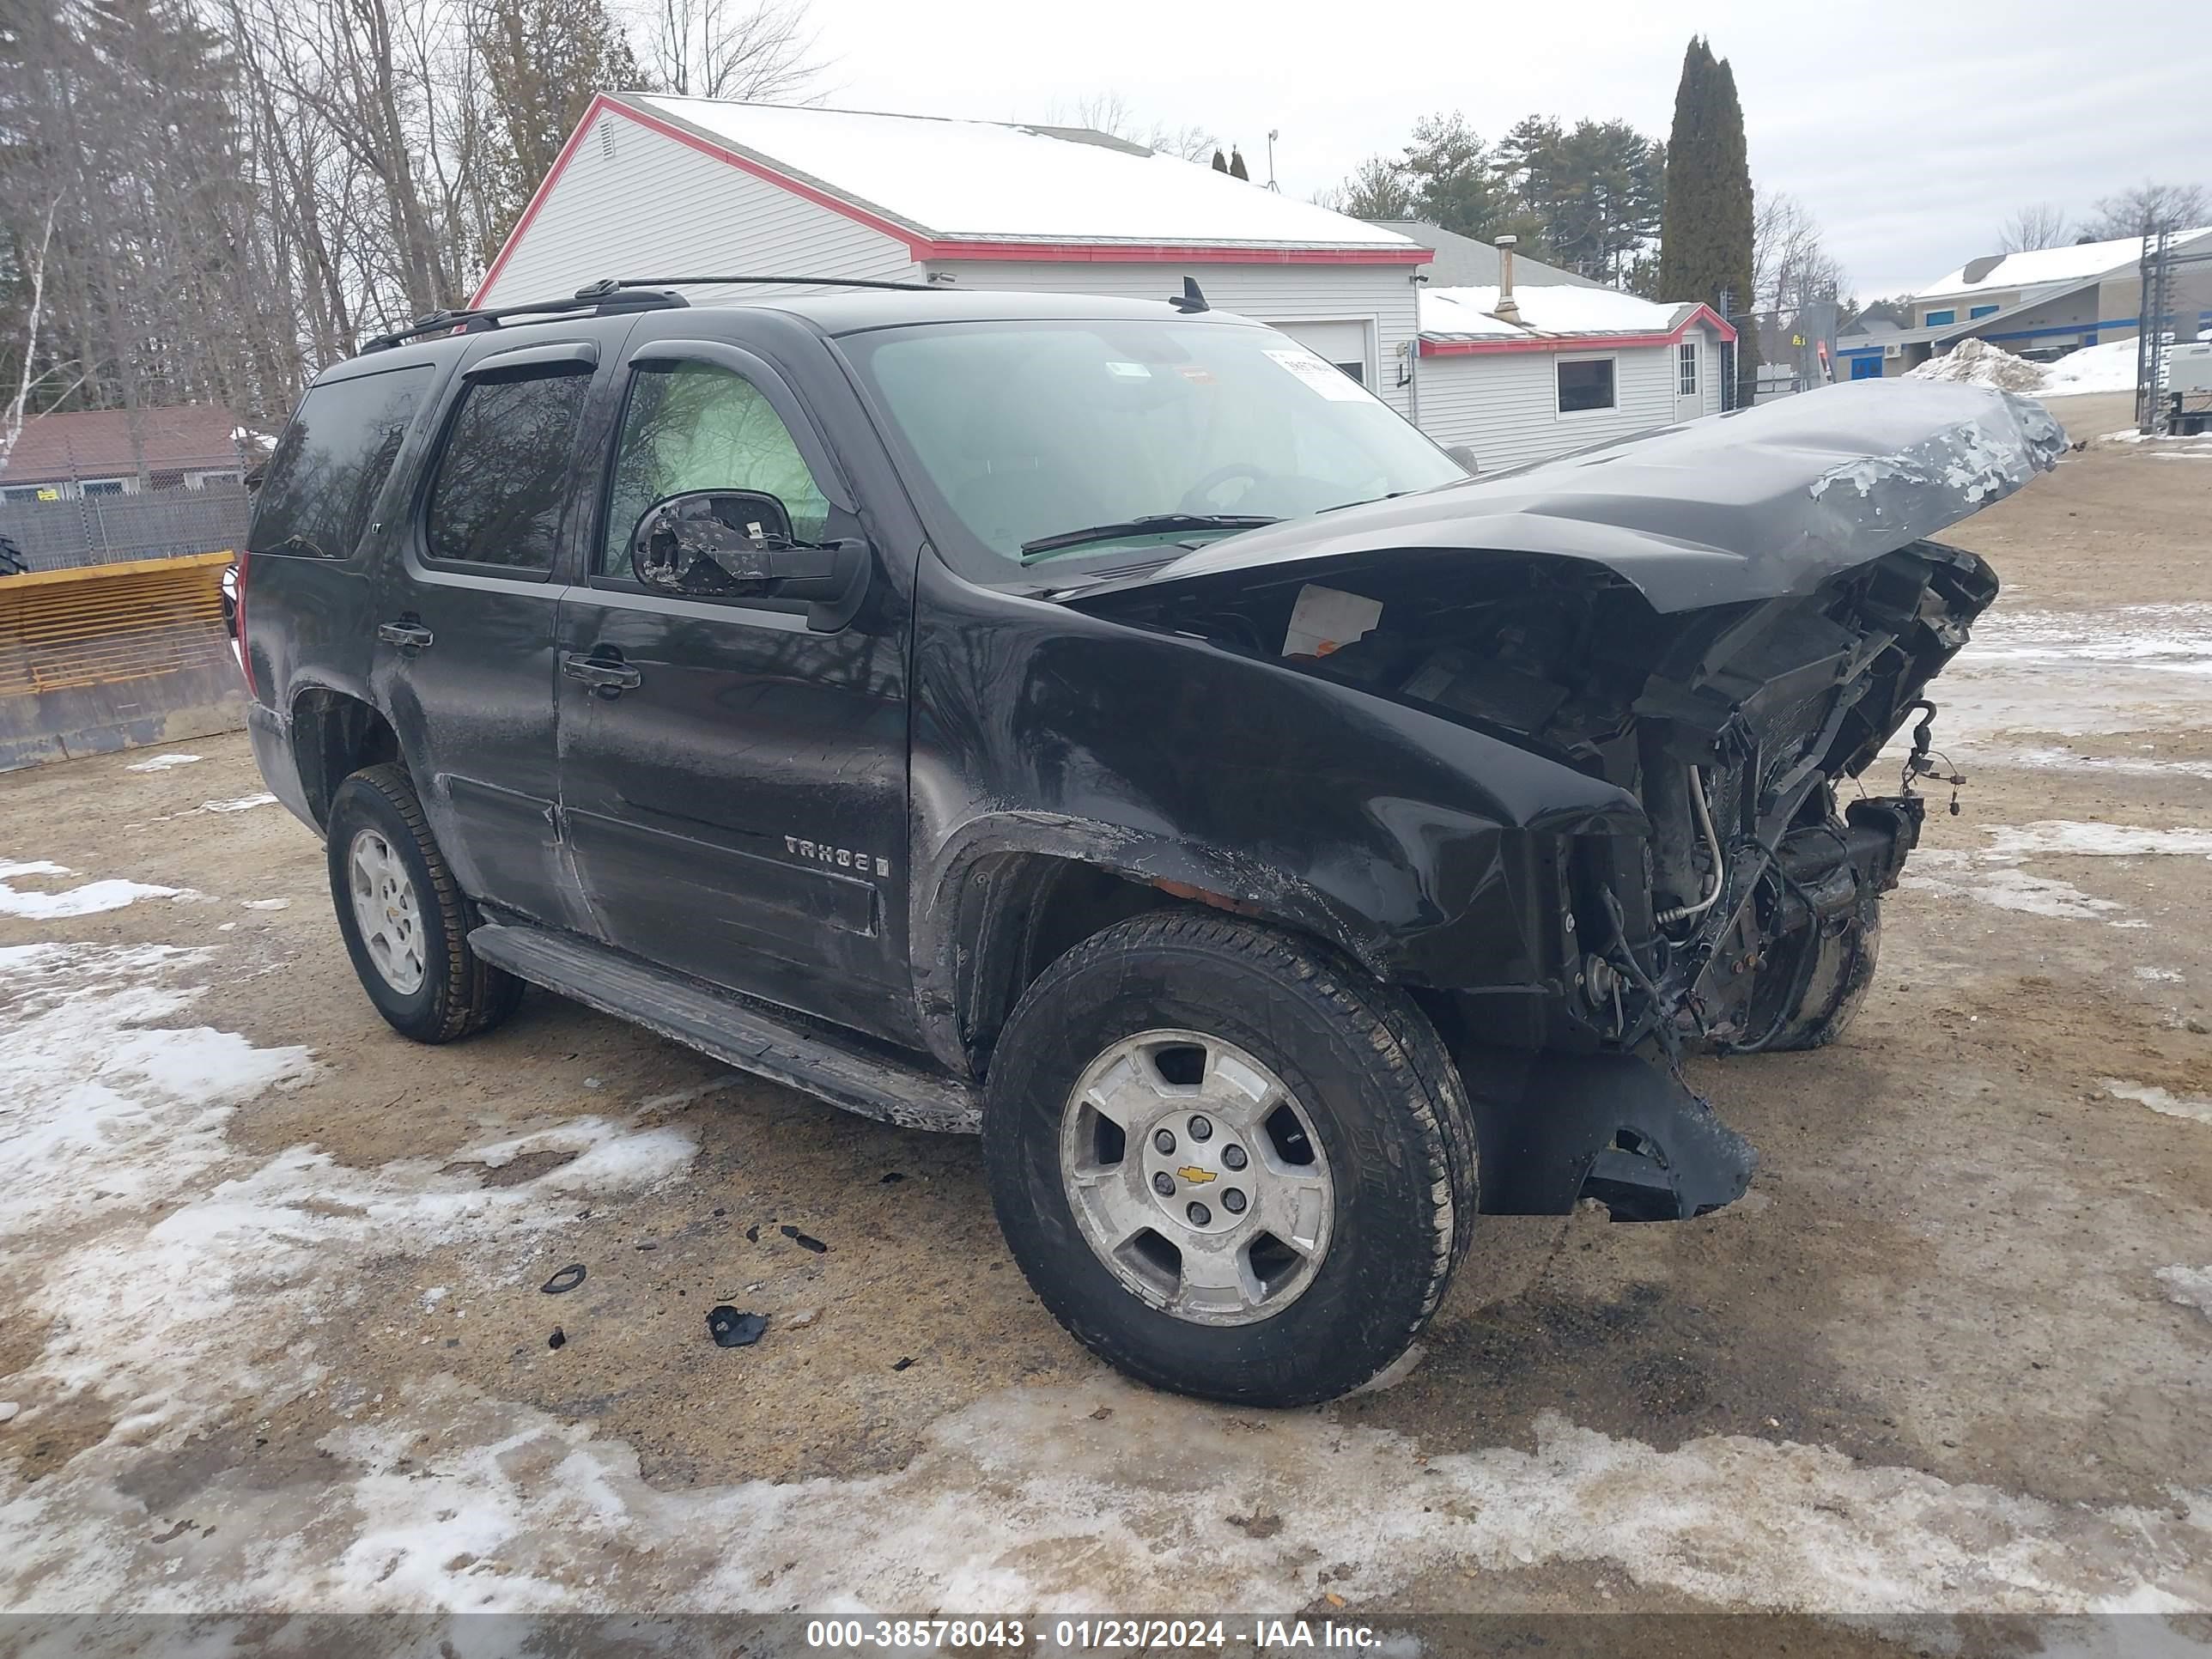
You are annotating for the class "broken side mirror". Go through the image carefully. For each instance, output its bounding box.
[632,489,872,631]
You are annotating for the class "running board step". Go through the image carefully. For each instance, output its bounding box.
[469,922,981,1133]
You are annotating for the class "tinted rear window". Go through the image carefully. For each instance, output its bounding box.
[250,365,432,558]
[423,371,591,571]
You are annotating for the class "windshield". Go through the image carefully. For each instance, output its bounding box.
[840,319,1465,581]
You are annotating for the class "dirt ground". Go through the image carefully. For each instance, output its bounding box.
[3,390,2210,1652]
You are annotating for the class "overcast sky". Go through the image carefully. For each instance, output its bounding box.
[803,0,2210,299]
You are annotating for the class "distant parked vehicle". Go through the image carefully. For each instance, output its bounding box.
[235,278,2058,1405]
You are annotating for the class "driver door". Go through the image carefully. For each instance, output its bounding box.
[553,329,913,1042]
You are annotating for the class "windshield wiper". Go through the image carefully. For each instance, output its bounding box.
[1316,489,1420,514]
[1018,513,1278,564]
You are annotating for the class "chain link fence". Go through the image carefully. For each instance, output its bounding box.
[0,484,252,572]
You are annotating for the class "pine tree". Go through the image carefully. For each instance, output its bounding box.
[1658,37,1754,396]
[1228,147,1249,181]
[1212,149,1229,173]
[1401,112,1496,239]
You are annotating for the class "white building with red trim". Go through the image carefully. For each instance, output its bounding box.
[475,94,1432,420]
[1415,285,1735,474]
[475,94,1731,464]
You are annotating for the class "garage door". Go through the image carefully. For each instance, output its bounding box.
[1275,320,1372,386]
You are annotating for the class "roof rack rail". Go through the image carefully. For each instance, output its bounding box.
[357,283,690,354]
[594,275,943,294]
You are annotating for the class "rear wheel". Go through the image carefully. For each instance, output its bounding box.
[982,912,1476,1406]
[326,763,523,1043]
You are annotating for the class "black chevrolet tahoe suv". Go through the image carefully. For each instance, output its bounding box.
[240,281,2060,1405]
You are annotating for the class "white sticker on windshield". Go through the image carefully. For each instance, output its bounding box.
[1264,347,1370,402]
[1105,360,1152,379]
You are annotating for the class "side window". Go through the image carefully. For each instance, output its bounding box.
[600,363,831,578]
[424,369,591,571]
[249,365,431,559]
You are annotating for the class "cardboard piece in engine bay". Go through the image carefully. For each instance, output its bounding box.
[1054,380,2064,1223]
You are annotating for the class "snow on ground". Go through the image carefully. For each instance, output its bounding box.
[2158,1265,2212,1319]
[7,862,2211,1622]
[1900,851,2123,923]
[0,859,183,921]
[122,754,200,774]
[1901,820,2212,925]
[2103,1081,2212,1128]
[1925,603,2212,744]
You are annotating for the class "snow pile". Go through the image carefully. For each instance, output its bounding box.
[2042,338,2145,397]
[1905,337,2046,393]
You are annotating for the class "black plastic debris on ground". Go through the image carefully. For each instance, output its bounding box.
[548,1328,566,1351]
[541,1264,587,1295]
[744,1224,760,1243]
[708,1307,769,1349]
[781,1225,829,1254]
[891,1356,915,1372]
[880,1172,905,1185]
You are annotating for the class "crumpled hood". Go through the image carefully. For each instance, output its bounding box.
[1088,380,2063,614]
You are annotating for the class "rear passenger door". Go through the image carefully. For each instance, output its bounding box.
[554,324,913,1042]
[373,334,613,931]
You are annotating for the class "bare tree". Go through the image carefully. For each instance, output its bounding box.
[1055,93,1218,163]
[1,198,65,468]
[636,0,820,100]
[1312,155,1414,220]
[2082,181,2211,240]
[1997,204,2070,252]
[1753,190,1844,320]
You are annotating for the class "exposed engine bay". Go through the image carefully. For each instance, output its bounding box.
[1085,537,1994,1043]
[1073,538,2000,1218]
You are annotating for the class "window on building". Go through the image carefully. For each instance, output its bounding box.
[149,469,186,491]
[601,363,830,579]
[1678,342,1698,396]
[1969,304,2000,319]
[425,369,592,571]
[80,478,126,497]
[252,363,432,559]
[1923,308,1957,326]
[1557,357,1617,414]
[2,485,48,503]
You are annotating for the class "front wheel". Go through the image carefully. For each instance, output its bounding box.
[981,913,1477,1406]
[326,763,524,1044]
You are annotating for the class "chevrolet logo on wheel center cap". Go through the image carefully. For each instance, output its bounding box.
[1176,1166,1216,1184]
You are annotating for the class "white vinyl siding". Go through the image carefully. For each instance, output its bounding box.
[1417,342,1679,473]
[921,258,1422,421]
[476,110,920,308]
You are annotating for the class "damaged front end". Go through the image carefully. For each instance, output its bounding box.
[1061,381,2058,1221]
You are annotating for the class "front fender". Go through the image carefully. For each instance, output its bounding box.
[907,565,1645,1069]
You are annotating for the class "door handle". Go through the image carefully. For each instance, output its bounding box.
[376,620,434,651]
[562,652,642,695]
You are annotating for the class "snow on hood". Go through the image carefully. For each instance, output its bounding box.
[1079,380,2063,615]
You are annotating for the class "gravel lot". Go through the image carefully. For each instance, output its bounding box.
[3,391,2209,1647]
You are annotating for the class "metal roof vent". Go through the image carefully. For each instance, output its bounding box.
[1961,254,2005,285]
[599,119,617,165]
